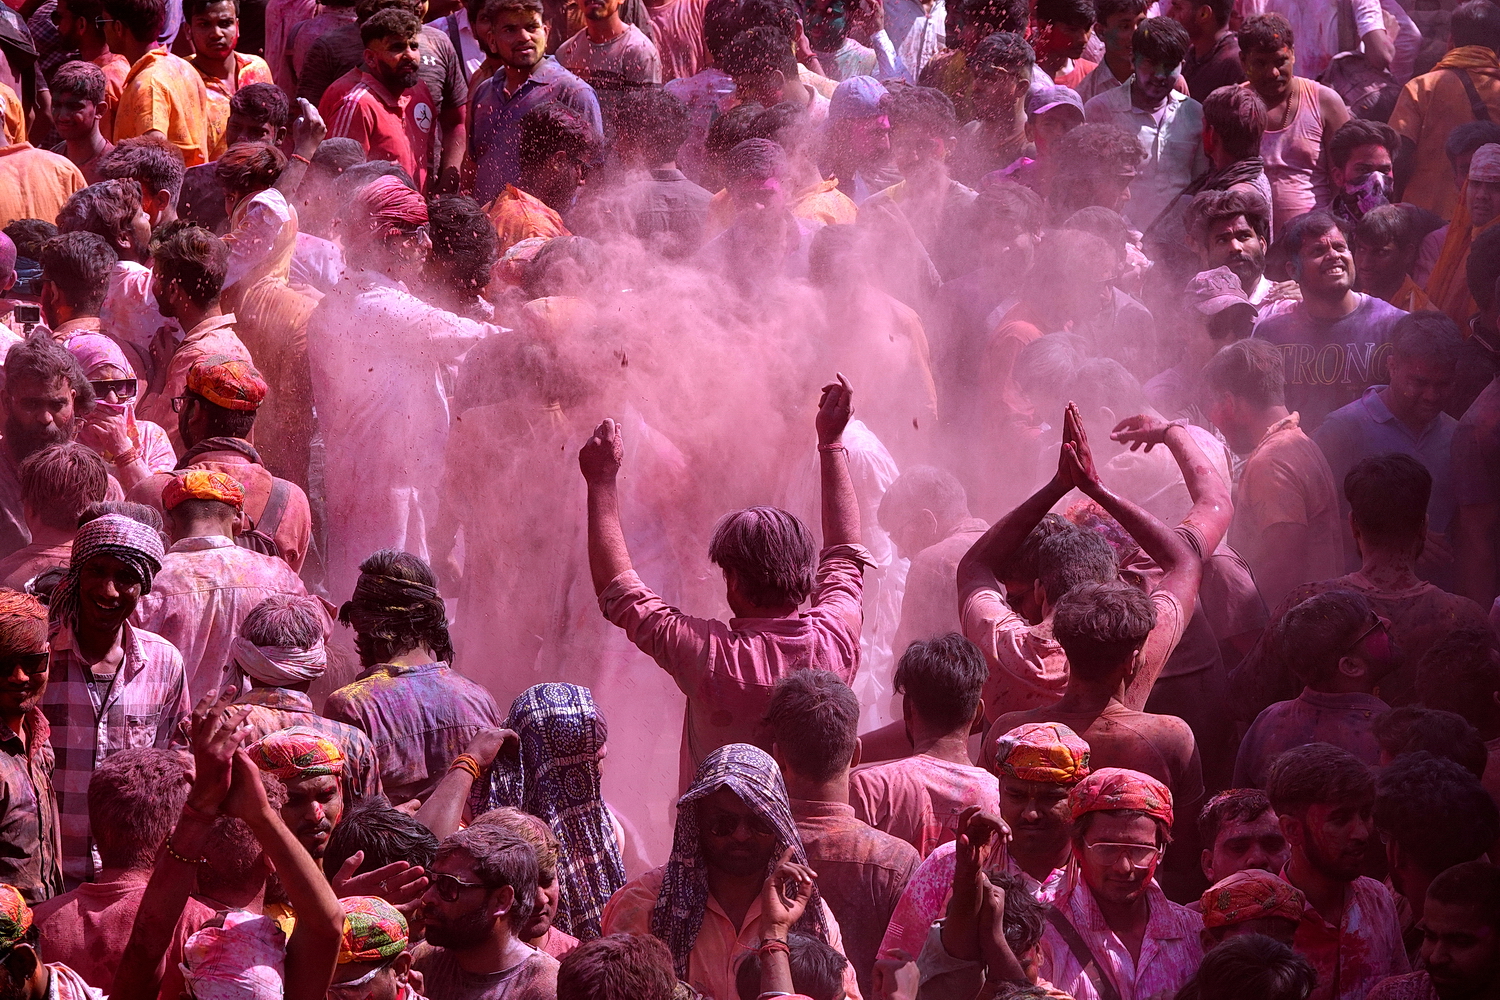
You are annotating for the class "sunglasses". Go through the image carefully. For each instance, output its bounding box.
[1084,842,1160,869]
[90,378,138,401]
[428,871,487,902]
[1343,614,1388,654]
[170,394,194,413]
[702,811,777,839]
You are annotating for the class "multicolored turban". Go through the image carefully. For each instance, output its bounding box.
[1068,767,1174,827]
[1200,869,1307,928]
[338,896,408,964]
[246,727,345,781]
[348,175,428,243]
[0,884,32,951]
[991,723,1092,785]
[186,356,268,412]
[162,470,246,511]
[181,910,286,1000]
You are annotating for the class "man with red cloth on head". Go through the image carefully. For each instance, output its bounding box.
[246,727,347,863]
[1038,767,1204,1000]
[131,470,309,701]
[1199,868,1305,945]
[307,175,499,602]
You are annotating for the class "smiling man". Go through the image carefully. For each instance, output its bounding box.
[0,593,61,903]
[41,511,189,887]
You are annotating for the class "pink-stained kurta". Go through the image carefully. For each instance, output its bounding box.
[848,753,1000,857]
[962,587,1069,723]
[1038,876,1205,1000]
[136,313,254,452]
[1289,872,1411,1000]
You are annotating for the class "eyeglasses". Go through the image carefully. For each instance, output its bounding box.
[90,378,138,401]
[170,394,193,413]
[2,654,47,677]
[1084,842,1160,869]
[1343,614,1388,654]
[93,15,117,27]
[428,871,487,902]
[702,811,777,839]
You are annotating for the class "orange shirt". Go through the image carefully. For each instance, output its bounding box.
[0,82,23,144]
[94,52,130,143]
[191,52,275,160]
[113,48,211,167]
[0,143,86,228]
[484,184,568,255]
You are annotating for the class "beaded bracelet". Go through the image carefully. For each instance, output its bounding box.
[164,836,204,865]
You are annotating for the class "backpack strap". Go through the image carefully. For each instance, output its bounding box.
[255,478,292,539]
[1454,67,1494,122]
[1044,906,1123,1000]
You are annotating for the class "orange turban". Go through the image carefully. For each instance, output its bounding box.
[991,722,1091,785]
[1200,869,1306,928]
[1069,767,1174,827]
[247,727,345,780]
[186,356,267,412]
[163,470,245,511]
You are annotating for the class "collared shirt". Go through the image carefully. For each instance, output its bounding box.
[0,143,84,230]
[235,687,384,804]
[598,544,868,775]
[892,0,944,82]
[1234,688,1389,788]
[469,58,602,205]
[321,70,437,190]
[136,313,251,451]
[191,51,275,160]
[1083,81,1209,230]
[112,48,210,166]
[601,865,865,1000]
[849,754,1000,858]
[621,167,713,259]
[324,661,503,804]
[43,623,189,885]
[1287,870,1410,1000]
[131,535,309,702]
[962,588,1069,721]
[0,540,71,591]
[791,797,920,998]
[0,709,62,903]
[1039,876,1204,1000]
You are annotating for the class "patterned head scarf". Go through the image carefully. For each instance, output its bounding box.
[0,884,31,951]
[163,470,246,511]
[187,356,267,412]
[651,744,829,979]
[181,910,286,1000]
[50,513,164,629]
[480,683,626,940]
[247,727,345,780]
[64,333,135,379]
[1200,869,1306,928]
[991,723,1092,785]
[338,896,408,964]
[1068,767,1174,827]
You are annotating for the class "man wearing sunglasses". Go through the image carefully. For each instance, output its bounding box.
[0,592,61,904]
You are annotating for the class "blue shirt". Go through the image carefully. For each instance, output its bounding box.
[468,57,602,206]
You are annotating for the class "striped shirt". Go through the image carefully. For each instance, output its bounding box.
[42,624,190,886]
[320,69,436,191]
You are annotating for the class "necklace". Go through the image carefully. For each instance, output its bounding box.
[1276,80,1297,131]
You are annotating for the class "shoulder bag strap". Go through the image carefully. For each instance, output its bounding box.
[256,478,292,537]
[1454,67,1494,121]
[1044,906,1124,1000]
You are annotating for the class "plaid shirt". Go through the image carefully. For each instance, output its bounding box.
[236,687,385,804]
[43,624,190,885]
[0,708,63,903]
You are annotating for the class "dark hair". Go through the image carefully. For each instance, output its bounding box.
[1344,452,1432,548]
[886,85,959,140]
[808,223,868,287]
[478,0,545,22]
[1280,210,1349,265]
[1179,0,1231,29]
[703,0,744,59]
[724,138,788,183]
[1173,935,1316,1000]
[1469,224,1500,311]
[521,235,603,299]
[50,60,106,103]
[349,549,453,664]
[748,101,811,153]
[1451,0,1500,52]
[1036,526,1116,603]
[88,747,191,870]
[101,0,165,41]
[19,443,108,532]
[427,195,498,295]
[974,180,1047,237]
[1265,742,1374,818]
[1328,118,1399,170]
[1236,12,1293,55]
[878,466,970,536]
[56,180,143,244]
[1034,0,1096,29]
[1273,590,1372,688]
[361,5,421,43]
[613,88,691,163]
[229,82,290,129]
[763,670,859,782]
[988,870,1045,953]
[518,102,597,172]
[1202,337,1285,407]
[734,932,847,1000]
[1356,202,1441,255]
[1094,0,1147,24]
[1052,581,1157,679]
[323,801,440,879]
[1064,206,1131,252]
[708,506,815,608]
[38,232,116,314]
[720,26,798,79]
[79,499,163,531]
[1417,627,1500,733]
[198,777,288,900]
[97,135,186,198]
[214,142,285,197]
[893,633,988,731]
[1448,121,1500,165]
[153,226,228,307]
[972,30,1034,75]
[952,0,1029,37]
[5,220,57,263]
[1185,187,1271,250]
[1132,16,1188,66]
[1371,708,1488,780]
[999,513,1070,585]
[706,103,767,162]
[1050,124,1147,215]
[1202,85,1266,161]
[1197,788,1274,846]
[4,334,95,412]
[241,594,326,649]
[557,934,678,1000]
[1428,862,1500,931]
[184,390,257,438]
[1376,751,1499,874]
[313,137,366,174]
[439,826,539,931]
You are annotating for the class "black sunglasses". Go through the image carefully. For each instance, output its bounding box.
[702,811,777,839]
[90,378,138,401]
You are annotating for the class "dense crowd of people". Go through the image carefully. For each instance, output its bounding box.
[0,0,1489,996]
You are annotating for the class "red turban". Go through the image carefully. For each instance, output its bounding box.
[1200,869,1306,928]
[1069,767,1174,827]
[990,722,1091,785]
[349,176,428,243]
[163,470,246,511]
[187,356,267,412]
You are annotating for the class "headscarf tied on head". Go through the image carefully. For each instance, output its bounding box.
[50,513,164,629]
[338,896,408,964]
[991,722,1092,785]
[481,683,626,939]
[230,634,328,686]
[337,570,453,666]
[1200,869,1306,929]
[180,910,286,1000]
[0,884,31,950]
[1068,767,1174,827]
[348,176,428,244]
[247,727,346,780]
[651,744,829,979]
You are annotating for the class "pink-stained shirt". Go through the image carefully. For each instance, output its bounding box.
[1288,872,1411,1000]
[100,260,176,358]
[892,518,988,655]
[0,540,71,590]
[137,313,253,451]
[597,543,869,778]
[263,0,318,93]
[1039,876,1204,1000]
[962,587,1068,723]
[600,865,865,1000]
[131,534,310,701]
[849,754,1001,857]
[321,70,436,191]
[880,838,1075,960]
[537,926,580,958]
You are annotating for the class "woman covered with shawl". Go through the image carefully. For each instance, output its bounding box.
[478,683,626,941]
[598,744,864,1000]
[63,333,176,490]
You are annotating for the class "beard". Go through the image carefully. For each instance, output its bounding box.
[425,907,496,950]
[4,410,72,461]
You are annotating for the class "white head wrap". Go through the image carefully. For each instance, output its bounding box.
[181,911,286,1000]
[230,635,328,686]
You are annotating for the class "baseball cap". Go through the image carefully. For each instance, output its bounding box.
[830,76,888,122]
[1026,83,1084,118]
[1186,265,1258,318]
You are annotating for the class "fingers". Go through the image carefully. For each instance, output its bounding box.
[333,850,366,889]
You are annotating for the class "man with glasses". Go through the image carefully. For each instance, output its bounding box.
[415,824,560,999]
[1039,767,1204,1000]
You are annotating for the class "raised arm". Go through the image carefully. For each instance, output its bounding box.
[956,427,1073,604]
[1111,415,1233,556]
[818,373,861,548]
[273,99,327,200]
[414,727,517,838]
[580,418,634,595]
